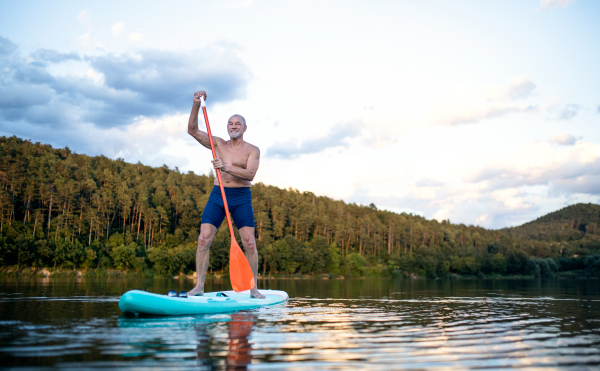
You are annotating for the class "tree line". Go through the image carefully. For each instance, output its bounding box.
[1,136,599,278]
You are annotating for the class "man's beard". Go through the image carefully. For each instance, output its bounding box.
[229,130,242,139]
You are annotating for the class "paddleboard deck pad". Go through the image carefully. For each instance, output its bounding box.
[119,289,288,316]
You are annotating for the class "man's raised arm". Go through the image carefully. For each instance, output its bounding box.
[188,91,223,150]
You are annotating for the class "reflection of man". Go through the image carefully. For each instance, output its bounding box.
[194,312,257,370]
[187,90,265,299]
[226,312,257,370]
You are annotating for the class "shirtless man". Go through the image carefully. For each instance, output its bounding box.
[186,90,265,299]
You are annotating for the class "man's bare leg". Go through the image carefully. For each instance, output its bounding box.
[239,226,265,299]
[188,223,217,296]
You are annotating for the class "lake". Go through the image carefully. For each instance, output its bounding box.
[1,278,599,370]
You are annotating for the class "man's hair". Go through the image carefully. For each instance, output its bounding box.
[229,114,246,127]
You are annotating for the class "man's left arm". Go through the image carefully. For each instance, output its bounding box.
[214,147,260,181]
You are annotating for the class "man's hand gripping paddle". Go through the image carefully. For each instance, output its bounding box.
[198,95,255,292]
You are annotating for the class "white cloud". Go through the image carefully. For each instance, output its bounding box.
[267,121,362,158]
[111,21,125,37]
[444,103,536,126]
[492,188,529,210]
[475,213,489,226]
[129,33,143,41]
[438,77,538,126]
[413,187,437,200]
[486,77,536,101]
[0,114,194,171]
[77,10,91,26]
[472,140,600,195]
[77,33,90,47]
[539,0,575,10]
[549,133,577,145]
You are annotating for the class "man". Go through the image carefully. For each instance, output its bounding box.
[187,90,265,299]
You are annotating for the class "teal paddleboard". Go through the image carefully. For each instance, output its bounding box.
[118,289,288,316]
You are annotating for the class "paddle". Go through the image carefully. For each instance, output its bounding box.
[198,95,255,293]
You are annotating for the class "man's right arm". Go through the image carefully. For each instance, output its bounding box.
[188,91,223,150]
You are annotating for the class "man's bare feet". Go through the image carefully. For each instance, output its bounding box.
[187,286,204,296]
[250,287,266,299]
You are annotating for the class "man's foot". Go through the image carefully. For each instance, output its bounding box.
[187,286,204,296]
[250,287,266,299]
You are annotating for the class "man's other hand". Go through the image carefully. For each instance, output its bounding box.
[193,91,207,103]
[211,158,226,172]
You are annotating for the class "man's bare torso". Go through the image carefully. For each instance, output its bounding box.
[215,141,258,187]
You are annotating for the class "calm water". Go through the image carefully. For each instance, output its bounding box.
[1,278,599,370]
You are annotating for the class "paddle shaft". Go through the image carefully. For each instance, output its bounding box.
[199,96,236,239]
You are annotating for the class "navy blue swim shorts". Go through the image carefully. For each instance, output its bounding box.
[201,186,255,229]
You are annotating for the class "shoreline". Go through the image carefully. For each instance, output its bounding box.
[0,266,597,280]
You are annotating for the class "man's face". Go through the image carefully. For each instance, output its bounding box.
[228,116,246,139]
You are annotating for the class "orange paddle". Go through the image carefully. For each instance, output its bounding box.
[199,95,255,292]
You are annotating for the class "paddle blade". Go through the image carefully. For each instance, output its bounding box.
[229,240,255,292]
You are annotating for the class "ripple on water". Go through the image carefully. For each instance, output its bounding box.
[1,280,600,369]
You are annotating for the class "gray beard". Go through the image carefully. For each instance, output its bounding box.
[229,131,241,139]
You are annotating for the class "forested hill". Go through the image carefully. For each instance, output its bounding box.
[1,135,599,278]
[501,204,600,244]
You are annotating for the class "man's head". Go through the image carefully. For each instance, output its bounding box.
[228,114,247,139]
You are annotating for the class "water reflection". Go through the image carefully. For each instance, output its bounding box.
[1,278,600,369]
[223,313,256,370]
[117,311,258,369]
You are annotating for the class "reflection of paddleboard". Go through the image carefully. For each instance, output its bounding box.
[119,290,288,316]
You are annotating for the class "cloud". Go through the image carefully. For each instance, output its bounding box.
[415,178,444,187]
[77,10,92,47]
[111,21,125,37]
[475,213,489,226]
[441,77,538,126]
[0,36,17,56]
[78,33,91,47]
[266,121,362,159]
[446,104,536,126]
[0,35,252,129]
[214,40,244,52]
[558,104,580,120]
[549,133,577,145]
[505,77,536,100]
[487,77,536,101]
[597,105,600,114]
[347,184,538,229]
[32,49,81,63]
[0,114,194,171]
[77,10,91,26]
[129,33,143,41]
[470,141,600,195]
[539,0,575,10]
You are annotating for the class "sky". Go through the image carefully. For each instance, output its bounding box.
[1,0,599,229]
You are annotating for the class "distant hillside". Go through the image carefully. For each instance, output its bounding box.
[501,203,600,245]
[1,135,599,278]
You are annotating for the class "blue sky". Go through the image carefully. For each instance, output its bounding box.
[1,0,599,228]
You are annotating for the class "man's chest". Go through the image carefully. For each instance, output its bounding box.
[218,148,251,169]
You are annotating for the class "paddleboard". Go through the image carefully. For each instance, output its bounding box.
[118,289,288,316]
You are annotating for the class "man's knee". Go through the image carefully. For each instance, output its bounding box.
[240,229,257,253]
[197,235,211,252]
[198,225,217,251]
[243,239,257,253]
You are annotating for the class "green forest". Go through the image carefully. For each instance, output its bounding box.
[1,135,600,279]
